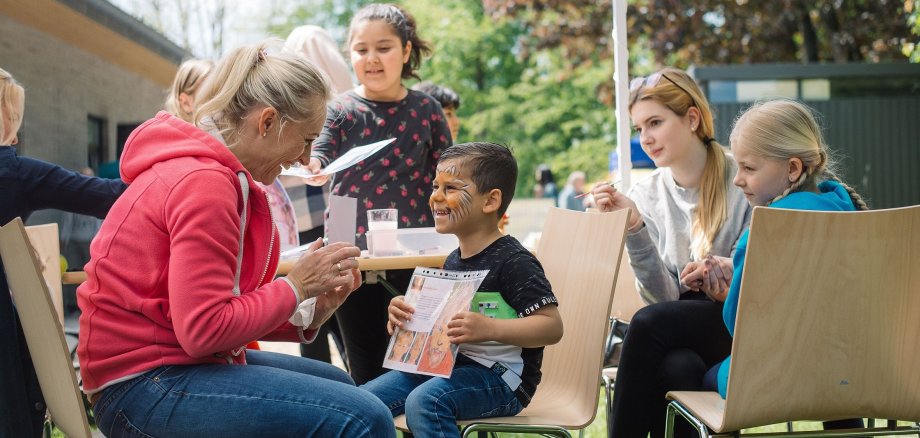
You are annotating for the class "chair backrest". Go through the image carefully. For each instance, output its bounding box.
[0,218,91,438]
[24,223,64,323]
[526,207,629,427]
[721,205,920,431]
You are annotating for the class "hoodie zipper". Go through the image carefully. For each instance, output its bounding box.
[257,190,275,287]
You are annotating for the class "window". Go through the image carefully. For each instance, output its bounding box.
[87,115,107,171]
[116,123,141,160]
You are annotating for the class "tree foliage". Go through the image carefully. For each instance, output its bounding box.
[906,0,920,61]
[484,0,914,68]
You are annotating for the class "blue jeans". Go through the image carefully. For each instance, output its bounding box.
[92,350,395,438]
[362,356,523,438]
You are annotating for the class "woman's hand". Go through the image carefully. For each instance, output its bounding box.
[386,296,415,335]
[303,157,330,186]
[591,183,643,231]
[308,267,360,330]
[285,239,360,302]
[445,311,495,344]
[680,256,733,302]
[680,261,706,291]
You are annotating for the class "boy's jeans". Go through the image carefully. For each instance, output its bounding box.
[363,355,523,438]
[92,350,395,438]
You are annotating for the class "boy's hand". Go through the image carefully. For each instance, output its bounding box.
[445,311,495,344]
[386,296,415,335]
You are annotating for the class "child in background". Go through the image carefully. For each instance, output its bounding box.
[170,58,301,252]
[363,142,563,438]
[164,59,214,123]
[411,81,515,233]
[412,81,461,141]
[306,3,452,384]
[695,99,867,431]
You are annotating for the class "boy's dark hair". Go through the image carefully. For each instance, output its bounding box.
[349,4,432,81]
[413,81,460,110]
[439,142,517,218]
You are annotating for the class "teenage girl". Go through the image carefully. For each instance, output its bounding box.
[594,67,750,438]
[306,3,452,384]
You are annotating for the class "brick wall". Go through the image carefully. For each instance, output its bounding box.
[1,13,171,225]
[1,13,167,170]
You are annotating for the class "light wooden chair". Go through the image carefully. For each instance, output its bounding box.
[394,207,631,437]
[24,222,64,323]
[665,205,920,438]
[602,252,646,437]
[0,218,93,438]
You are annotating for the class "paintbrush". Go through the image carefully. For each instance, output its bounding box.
[575,180,621,199]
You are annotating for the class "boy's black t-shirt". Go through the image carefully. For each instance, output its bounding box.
[444,235,558,406]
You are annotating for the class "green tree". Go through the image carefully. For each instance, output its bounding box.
[906,0,920,61]
[484,0,914,68]
[407,0,615,195]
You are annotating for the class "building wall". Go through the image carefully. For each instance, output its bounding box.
[0,13,167,170]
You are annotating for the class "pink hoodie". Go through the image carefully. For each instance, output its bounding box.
[78,112,309,393]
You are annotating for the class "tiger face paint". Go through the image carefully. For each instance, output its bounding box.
[430,161,475,232]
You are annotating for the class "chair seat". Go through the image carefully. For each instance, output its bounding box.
[393,400,596,432]
[666,391,726,433]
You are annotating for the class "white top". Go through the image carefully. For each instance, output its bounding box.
[625,158,751,304]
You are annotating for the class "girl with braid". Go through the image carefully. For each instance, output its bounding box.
[703,99,868,398]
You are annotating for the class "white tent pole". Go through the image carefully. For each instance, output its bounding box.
[612,0,632,190]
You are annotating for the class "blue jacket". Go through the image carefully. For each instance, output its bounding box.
[0,146,125,437]
[717,181,856,398]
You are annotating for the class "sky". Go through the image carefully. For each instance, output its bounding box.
[109,0,287,58]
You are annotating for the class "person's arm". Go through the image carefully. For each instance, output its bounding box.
[164,170,305,357]
[447,305,562,348]
[310,102,345,168]
[18,156,126,218]
[447,250,562,347]
[305,102,346,184]
[626,216,683,304]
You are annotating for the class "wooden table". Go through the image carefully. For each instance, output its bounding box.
[62,253,448,285]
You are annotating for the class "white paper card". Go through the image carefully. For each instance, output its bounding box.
[280,138,396,178]
[326,195,357,246]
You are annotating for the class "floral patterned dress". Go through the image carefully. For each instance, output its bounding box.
[312,89,452,249]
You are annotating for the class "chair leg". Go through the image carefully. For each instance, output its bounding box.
[666,401,709,438]
[461,424,572,438]
[603,373,614,438]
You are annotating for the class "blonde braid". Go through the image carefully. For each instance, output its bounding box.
[823,169,870,211]
[769,171,809,206]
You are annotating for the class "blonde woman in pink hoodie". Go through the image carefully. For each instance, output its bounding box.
[77,42,394,438]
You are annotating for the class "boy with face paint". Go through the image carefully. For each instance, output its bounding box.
[363,142,563,438]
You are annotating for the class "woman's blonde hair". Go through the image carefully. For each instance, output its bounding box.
[194,41,333,148]
[1,68,25,144]
[629,67,730,260]
[165,59,214,122]
[730,99,868,210]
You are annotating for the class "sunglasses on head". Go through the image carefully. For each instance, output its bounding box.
[629,71,699,109]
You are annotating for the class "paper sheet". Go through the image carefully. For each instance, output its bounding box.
[281,138,396,178]
[326,195,357,246]
[382,267,489,378]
